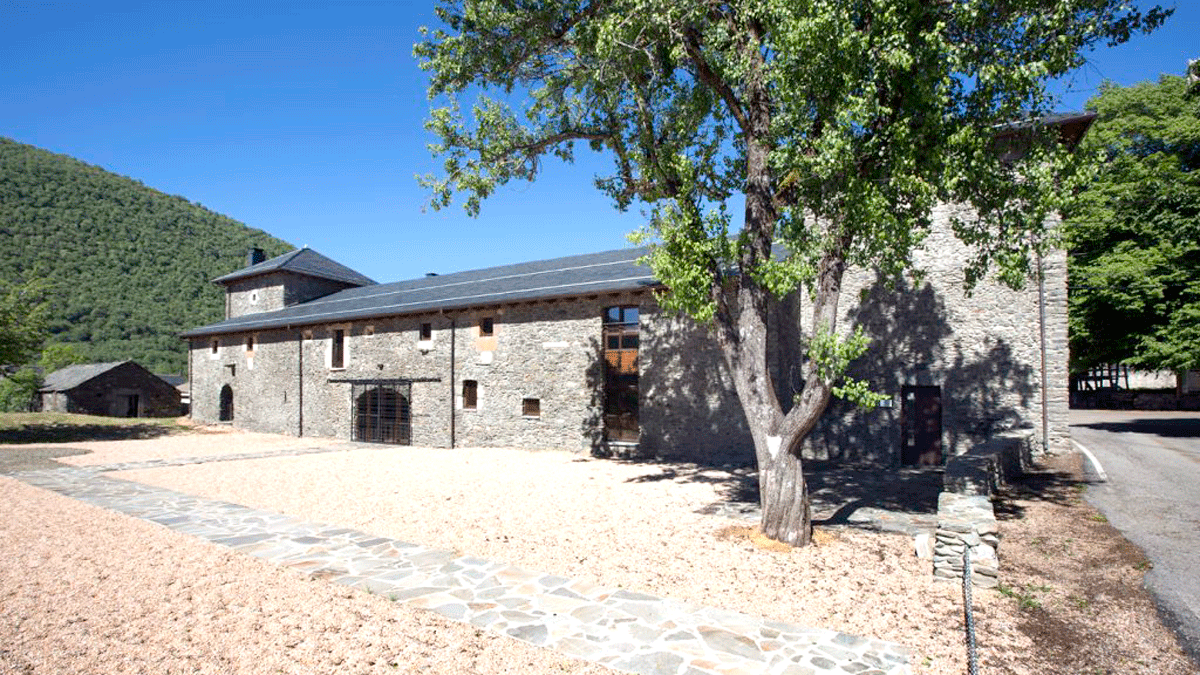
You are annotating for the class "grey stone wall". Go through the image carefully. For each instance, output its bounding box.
[40,362,181,418]
[225,272,359,319]
[226,275,286,318]
[190,290,763,463]
[191,216,1066,468]
[798,205,1071,463]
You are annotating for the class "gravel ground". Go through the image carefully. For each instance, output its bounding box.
[5,429,1194,675]
[0,476,606,675]
[112,439,985,674]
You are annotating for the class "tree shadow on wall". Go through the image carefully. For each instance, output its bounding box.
[605,310,756,467]
[805,274,1037,464]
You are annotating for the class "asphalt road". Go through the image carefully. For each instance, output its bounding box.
[1071,409,1200,665]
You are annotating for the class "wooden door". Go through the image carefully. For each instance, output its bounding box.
[901,385,942,466]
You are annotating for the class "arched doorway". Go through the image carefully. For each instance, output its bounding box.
[219,384,234,421]
[352,383,411,444]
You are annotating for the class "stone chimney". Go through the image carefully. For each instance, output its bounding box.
[248,247,266,266]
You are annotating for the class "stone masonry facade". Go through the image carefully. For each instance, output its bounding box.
[190,210,1068,466]
[191,289,778,463]
[799,205,1071,464]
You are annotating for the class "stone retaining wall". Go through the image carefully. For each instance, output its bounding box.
[943,431,1033,497]
[933,493,1000,588]
[930,432,1034,588]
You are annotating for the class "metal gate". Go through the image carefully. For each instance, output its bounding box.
[351,381,412,445]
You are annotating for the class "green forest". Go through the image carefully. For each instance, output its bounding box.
[0,138,292,374]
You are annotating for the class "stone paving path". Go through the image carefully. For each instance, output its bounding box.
[11,448,913,675]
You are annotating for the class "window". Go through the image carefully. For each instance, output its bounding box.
[364,325,375,337]
[419,322,432,340]
[479,316,494,337]
[522,398,541,418]
[462,380,478,410]
[210,339,219,354]
[331,329,345,368]
[245,335,254,352]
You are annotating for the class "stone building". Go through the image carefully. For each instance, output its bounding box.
[182,221,1071,465]
[38,361,182,418]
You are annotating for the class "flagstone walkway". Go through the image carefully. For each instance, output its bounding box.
[10,448,913,675]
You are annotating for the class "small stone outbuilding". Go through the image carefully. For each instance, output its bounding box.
[38,361,182,418]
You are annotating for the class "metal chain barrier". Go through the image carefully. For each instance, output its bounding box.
[963,547,980,675]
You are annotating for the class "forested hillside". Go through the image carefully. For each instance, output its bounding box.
[0,138,292,374]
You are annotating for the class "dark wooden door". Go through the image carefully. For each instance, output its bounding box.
[901,385,942,466]
[219,385,234,421]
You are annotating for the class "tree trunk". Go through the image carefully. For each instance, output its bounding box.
[758,437,812,546]
[713,239,848,548]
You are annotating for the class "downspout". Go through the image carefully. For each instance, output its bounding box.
[187,340,193,420]
[449,315,456,449]
[1037,249,1049,454]
[297,330,304,437]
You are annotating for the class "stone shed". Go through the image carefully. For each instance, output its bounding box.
[38,361,182,418]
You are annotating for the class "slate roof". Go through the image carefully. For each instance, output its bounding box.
[212,247,378,287]
[40,361,130,392]
[182,247,659,338]
[156,374,187,387]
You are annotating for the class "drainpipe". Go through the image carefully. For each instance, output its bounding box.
[1037,250,1049,454]
[297,330,304,437]
[449,315,456,449]
[187,340,192,420]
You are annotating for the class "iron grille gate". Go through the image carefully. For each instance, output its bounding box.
[350,381,412,445]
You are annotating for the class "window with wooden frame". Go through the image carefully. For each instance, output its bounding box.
[462,380,478,410]
[331,329,345,369]
[522,397,541,418]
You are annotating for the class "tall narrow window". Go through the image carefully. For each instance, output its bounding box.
[419,322,432,340]
[245,335,254,352]
[479,316,494,337]
[602,306,640,442]
[211,339,219,354]
[331,329,345,368]
[462,380,478,410]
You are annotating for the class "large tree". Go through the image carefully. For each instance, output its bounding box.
[417,0,1168,545]
[1067,64,1200,376]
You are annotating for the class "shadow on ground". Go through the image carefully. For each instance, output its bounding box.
[993,453,1090,521]
[615,457,943,525]
[0,423,179,446]
[1074,417,1200,439]
[0,446,92,474]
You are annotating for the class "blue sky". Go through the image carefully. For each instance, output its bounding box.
[3,1,1196,283]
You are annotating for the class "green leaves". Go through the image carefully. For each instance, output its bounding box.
[0,138,292,374]
[0,276,48,368]
[1066,71,1200,372]
[417,0,1171,428]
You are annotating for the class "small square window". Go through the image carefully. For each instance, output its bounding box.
[463,380,478,410]
[419,322,432,340]
[210,339,219,354]
[522,398,541,418]
[479,316,494,337]
[364,325,375,337]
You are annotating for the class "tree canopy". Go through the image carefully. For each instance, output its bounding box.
[0,138,292,374]
[1066,66,1200,374]
[0,276,47,368]
[417,0,1168,545]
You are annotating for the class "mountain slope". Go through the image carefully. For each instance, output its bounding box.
[0,138,292,374]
